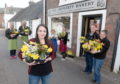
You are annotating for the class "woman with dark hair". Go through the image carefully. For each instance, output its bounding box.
[18,24,56,84]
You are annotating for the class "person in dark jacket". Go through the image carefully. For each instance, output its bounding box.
[18,24,56,84]
[18,20,32,42]
[58,27,68,60]
[83,24,99,74]
[5,23,19,59]
[91,30,110,84]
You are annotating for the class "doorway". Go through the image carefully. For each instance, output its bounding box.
[80,15,102,56]
[76,10,106,57]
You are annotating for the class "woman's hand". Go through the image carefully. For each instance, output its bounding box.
[23,59,36,66]
[44,57,52,63]
[10,34,16,37]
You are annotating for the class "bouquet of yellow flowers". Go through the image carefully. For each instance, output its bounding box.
[21,41,53,63]
[80,36,88,43]
[11,29,19,34]
[23,27,30,34]
[58,32,66,38]
[82,39,104,52]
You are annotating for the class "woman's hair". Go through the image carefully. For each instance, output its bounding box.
[35,24,49,44]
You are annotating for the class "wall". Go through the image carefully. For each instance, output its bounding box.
[104,0,120,69]
[0,14,4,28]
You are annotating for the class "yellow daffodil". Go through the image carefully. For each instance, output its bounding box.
[21,45,29,52]
[43,45,48,49]
[29,41,38,45]
[47,47,53,53]
[30,54,40,60]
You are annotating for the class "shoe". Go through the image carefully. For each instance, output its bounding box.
[87,72,92,74]
[13,56,17,59]
[91,79,96,83]
[10,56,17,59]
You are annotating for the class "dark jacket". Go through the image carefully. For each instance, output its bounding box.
[86,32,99,40]
[94,37,110,59]
[18,38,56,76]
[5,29,19,39]
[19,26,32,36]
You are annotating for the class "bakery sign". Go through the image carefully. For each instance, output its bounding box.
[48,0,106,15]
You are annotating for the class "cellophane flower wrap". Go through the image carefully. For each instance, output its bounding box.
[21,41,53,63]
[80,36,104,52]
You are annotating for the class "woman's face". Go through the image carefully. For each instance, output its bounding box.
[37,26,47,39]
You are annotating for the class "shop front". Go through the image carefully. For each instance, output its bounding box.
[47,0,107,56]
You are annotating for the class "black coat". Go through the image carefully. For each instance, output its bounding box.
[94,37,110,59]
[86,32,99,40]
[18,26,32,36]
[5,29,19,39]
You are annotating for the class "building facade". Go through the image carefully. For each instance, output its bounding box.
[46,0,120,73]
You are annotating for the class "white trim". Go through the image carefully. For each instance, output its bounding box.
[43,0,46,24]
[113,31,120,73]
[76,9,107,57]
[48,13,73,48]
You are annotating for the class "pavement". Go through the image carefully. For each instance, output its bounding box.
[0,29,120,84]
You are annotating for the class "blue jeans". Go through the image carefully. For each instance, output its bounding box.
[93,58,104,84]
[84,53,93,73]
[29,73,51,84]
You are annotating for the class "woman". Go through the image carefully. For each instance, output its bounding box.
[5,23,19,59]
[19,20,32,42]
[50,29,57,52]
[58,27,68,60]
[18,24,56,84]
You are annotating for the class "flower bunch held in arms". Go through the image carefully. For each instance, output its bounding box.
[21,41,53,63]
[24,28,30,33]
[82,39,104,53]
[80,36,88,43]
[11,29,19,34]
[37,44,53,63]
[49,36,56,40]
[58,32,66,38]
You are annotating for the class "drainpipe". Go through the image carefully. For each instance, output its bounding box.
[43,0,46,24]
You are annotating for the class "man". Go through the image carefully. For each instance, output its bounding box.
[84,24,99,74]
[19,20,32,42]
[91,30,110,84]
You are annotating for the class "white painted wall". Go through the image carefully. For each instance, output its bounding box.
[113,31,120,73]
[76,9,107,57]
[31,18,41,38]
[4,13,16,28]
[16,22,21,30]
[59,0,84,6]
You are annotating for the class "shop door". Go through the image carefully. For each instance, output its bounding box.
[80,15,102,56]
